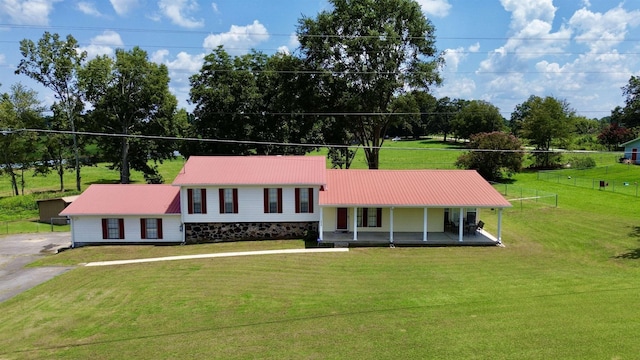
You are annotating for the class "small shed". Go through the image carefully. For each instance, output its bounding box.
[37,195,79,225]
[620,137,640,164]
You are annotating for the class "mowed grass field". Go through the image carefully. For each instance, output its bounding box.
[1,140,640,359]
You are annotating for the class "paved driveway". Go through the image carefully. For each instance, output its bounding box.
[0,232,73,302]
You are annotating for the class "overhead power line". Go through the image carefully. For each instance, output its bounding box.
[5,128,617,154]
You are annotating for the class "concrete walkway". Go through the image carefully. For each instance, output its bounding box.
[85,248,349,267]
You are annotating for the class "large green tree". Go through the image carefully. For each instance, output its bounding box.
[511,95,575,168]
[455,131,523,181]
[297,0,443,169]
[16,32,86,191]
[621,75,640,128]
[187,47,323,157]
[79,46,179,184]
[0,83,45,195]
[451,100,505,140]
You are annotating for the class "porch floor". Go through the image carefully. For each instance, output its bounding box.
[319,229,500,247]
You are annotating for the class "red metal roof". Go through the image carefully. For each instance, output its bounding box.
[59,184,181,216]
[172,156,327,186]
[319,169,512,208]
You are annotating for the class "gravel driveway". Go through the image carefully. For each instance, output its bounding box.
[0,232,73,302]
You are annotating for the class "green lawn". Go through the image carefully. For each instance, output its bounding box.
[1,143,640,358]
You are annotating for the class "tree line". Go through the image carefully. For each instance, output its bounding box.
[2,0,640,195]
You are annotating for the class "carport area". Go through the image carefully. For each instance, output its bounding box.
[0,232,73,302]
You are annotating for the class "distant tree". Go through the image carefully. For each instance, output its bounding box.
[512,95,575,168]
[455,131,524,181]
[79,46,179,184]
[297,0,443,169]
[429,97,465,141]
[16,32,86,191]
[0,84,45,195]
[598,123,635,151]
[621,75,640,128]
[451,100,505,140]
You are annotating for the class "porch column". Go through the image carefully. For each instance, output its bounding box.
[353,207,358,241]
[423,207,428,242]
[497,208,503,243]
[458,207,464,242]
[319,207,324,241]
[389,207,394,244]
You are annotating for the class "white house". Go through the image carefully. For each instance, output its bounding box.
[60,184,182,247]
[61,156,512,247]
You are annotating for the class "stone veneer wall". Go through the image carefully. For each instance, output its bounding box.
[185,222,318,244]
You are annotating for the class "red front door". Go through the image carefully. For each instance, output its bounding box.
[337,208,348,230]
[632,148,637,162]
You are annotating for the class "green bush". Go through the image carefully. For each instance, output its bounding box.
[568,156,596,169]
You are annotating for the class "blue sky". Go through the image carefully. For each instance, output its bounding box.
[1,0,640,119]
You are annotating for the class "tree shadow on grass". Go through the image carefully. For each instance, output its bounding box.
[613,226,640,260]
[87,179,143,185]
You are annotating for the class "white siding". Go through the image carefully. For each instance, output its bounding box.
[70,215,182,245]
[181,186,321,223]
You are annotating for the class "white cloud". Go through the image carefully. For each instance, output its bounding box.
[415,0,451,18]
[569,5,640,53]
[79,30,124,59]
[110,0,138,16]
[0,53,5,64]
[77,2,103,17]
[435,77,476,98]
[203,20,270,53]
[443,43,479,71]
[500,0,556,31]
[211,2,219,14]
[0,0,60,25]
[158,0,204,28]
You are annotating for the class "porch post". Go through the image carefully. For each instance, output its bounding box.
[423,207,428,242]
[389,207,394,244]
[458,207,464,242]
[497,208,503,243]
[353,207,358,241]
[319,207,324,241]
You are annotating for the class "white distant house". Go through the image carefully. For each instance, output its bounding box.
[620,137,640,164]
[61,156,512,247]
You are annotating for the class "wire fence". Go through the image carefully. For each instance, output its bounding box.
[537,171,640,197]
[0,219,70,236]
[491,182,558,210]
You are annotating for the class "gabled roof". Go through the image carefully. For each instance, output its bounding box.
[59,184,181,216]
[172,156,327,186]
[620,137,640,147]
[319,169,512,208]
[36,195,80,204]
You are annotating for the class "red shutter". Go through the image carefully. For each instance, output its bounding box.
[376,208,382,227]
[277,188,283,213]
[308,188,314,213]
[157,219,163,239]
[233,189,239,213]
[187,189,193,214]
[140,219,147,239]
[362,208,368,227]
[219,189,225,213]
[118,219,125,239]
[102,219,108,239]
[295,188,300,213]
[263,188,269,213]
[200,189,207,214]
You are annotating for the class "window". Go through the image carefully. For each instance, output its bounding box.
[219,188,238,214]
[141,218,163,239]
[357,208,382,227]
[187,188,207,214]
[263,188,282,213]
[295,188,314,213]
[102,218,124,239]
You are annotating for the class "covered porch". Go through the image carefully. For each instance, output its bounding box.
[319,228,500,247]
